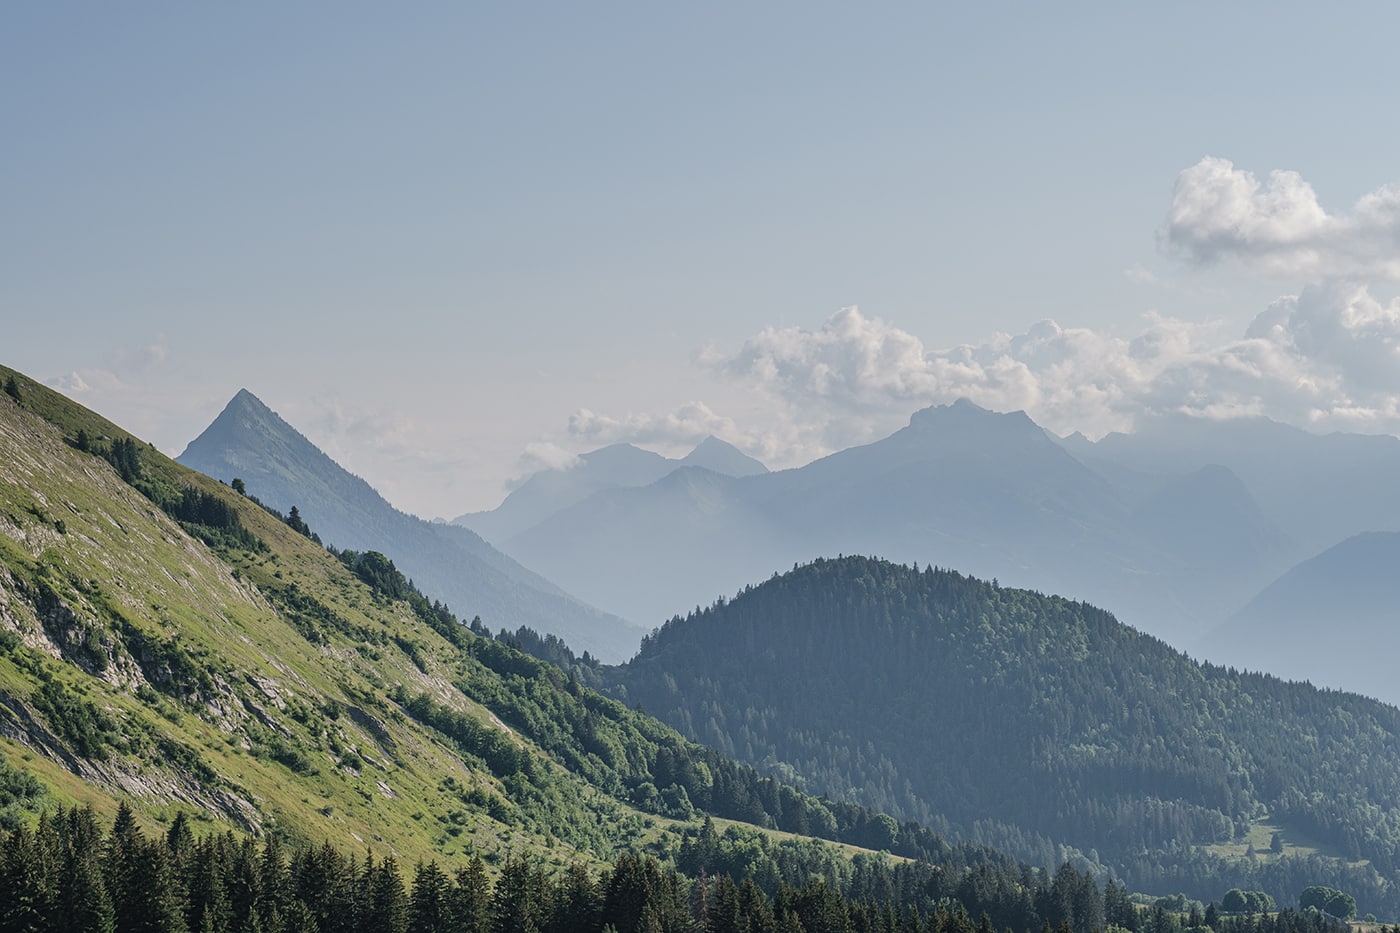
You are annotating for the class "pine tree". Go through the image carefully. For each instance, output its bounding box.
[489,854,544,933]
[0,822,56,932]
[449,857,491,933]
[53,806,115,933]
[357,855,408,933]
[408,861,450,933]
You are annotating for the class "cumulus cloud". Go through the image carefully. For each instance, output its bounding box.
[568,401,742,447]
[1163,157,1400,279]
[711,298,1400,449]
[518,441,581,473]
[559,400,805,468]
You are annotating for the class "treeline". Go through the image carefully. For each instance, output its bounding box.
[448,626,1026,865]
[65,429,264,553]
[614,557,1400,912]
[1,803,1357,933]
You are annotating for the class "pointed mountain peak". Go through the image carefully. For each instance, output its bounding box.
[183,386,306,456]
[679,436,768,477]
[227,387,272,412]
[907,399,1040,436]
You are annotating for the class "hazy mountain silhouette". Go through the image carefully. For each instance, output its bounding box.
[499,400,1293,642]
[1071,413,1400,559]
[179,390,645,661]
[1201,531,1400,705]
[457,436,766,543]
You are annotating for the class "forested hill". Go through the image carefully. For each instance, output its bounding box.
[614,556,1400,911]
[3,364,1151,932]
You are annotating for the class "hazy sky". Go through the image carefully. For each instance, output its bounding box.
[6,4,1400,519]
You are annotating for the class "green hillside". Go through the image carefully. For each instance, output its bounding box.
[176,389,644,662]
[614,555,1400,914]
[0,366,631,864]
[0,364,1112,933]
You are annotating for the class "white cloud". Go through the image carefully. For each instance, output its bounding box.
[706,297,1400,452]
[1162,157,1400,279]
[508,442,581,486]
[568,401,741,447]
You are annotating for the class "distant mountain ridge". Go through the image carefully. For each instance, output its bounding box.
[1067,413,1400,559]
[2,364,1005,894]
[1202,531,1400,704]
[456,436,766,544]
[487,400,1295,644]
[178,389,645,661]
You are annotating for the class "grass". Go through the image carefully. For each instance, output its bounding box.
[1204,817,1355,864]
[0,366,898,886]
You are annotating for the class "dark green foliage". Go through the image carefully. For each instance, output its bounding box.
[1223,889,1276,914]
[336,549,410,602]
[1299,886,1355,920]
[283,506,314,541]
[31,676,119,759]
[0,804,1364,933]
[102,437,143,483]
[4,375,22,403]
[362,854,410,933]
[0,749,47,830]
[163,487,263,552]
[615,556,1400,912]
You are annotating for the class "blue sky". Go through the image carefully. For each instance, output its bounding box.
[6,4,1400,518]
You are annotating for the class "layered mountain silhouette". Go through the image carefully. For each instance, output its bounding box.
[1200,531,1400,705]
[456,436,767,544]
[1065,413,1400,562]
[481,400,1295,645]
[178,389,645,661]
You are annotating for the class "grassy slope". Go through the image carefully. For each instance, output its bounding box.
[0,367,645,867]
[0,365,906,885]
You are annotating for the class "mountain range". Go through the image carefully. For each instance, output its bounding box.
[455,435,768,544]
[0,365,983,893]
[6,363,1400,918]
[177,389,645,662]
[467,400,1299,648]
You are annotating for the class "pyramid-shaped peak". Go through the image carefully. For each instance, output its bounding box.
[212,388,280,424]
[680,436,768,477]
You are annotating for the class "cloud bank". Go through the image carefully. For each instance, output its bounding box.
[548,159,1400,472]
[563,291,1400,471]
[722,296,1400,446]
[1164,157,1400,279]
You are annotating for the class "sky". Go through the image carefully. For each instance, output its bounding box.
[5,4,1400,519]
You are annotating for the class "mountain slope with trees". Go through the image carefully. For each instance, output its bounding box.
[613,555,1400,913]
[1,364,1161,932]
[177,390,644,662]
